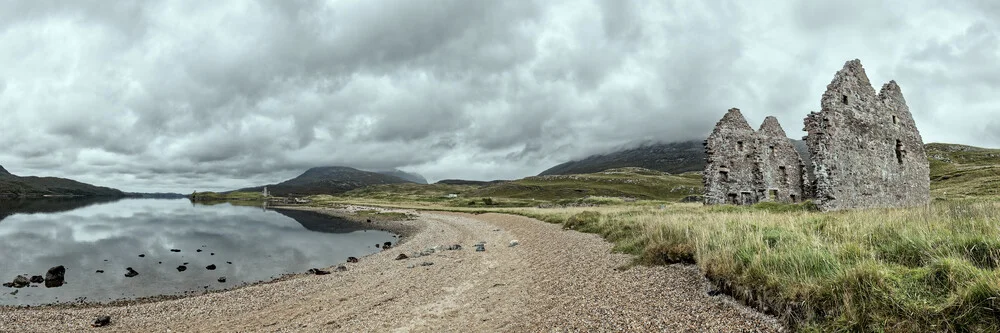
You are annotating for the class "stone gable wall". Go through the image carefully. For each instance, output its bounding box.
[804,60,930,210]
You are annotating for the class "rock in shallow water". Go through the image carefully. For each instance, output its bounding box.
[218,277,227,283]
[347,257,359,263]
[206,264,217,270]
[45,265,66,288]
[29,275,44,284]
[12,275,29,288]
[307,268,330,275]
[177,265,187,272]
[124,267,139,278]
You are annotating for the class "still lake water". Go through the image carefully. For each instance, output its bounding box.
[0,198,396,306]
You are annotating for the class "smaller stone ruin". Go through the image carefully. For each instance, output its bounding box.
[702,59,930,211]
[703,109,806,205]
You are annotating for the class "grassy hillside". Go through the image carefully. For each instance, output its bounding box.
[469,167,701,201]
[340,183,480,202]
[927,143,1000,199]
[539,140,706,176]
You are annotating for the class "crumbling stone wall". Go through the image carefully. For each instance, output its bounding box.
[703,110,804,205]
[757,117,807,203]
[703,108,761,205]
[702,59,930,211]
[804,60,930,210]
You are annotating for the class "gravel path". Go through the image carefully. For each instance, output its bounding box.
[0,210,783,332]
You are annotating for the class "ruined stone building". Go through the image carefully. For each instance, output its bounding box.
[703,59,930,210]
[703,109,806,205]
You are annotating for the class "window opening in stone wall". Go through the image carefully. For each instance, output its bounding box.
[768,146,775,154]
[769,189,779,200]
[720,170,729,182]
[842,95,848,104]
[728,193,738,205]
[896,140,904,164]
[790,194,797,202]
[779,166,788,184]
[892,115,898,124]
[737,141,744,151]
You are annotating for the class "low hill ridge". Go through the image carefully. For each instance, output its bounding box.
[0,164,124,198]
[237,166,415,196]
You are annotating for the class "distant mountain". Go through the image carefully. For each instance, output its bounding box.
[539,140,706,176]
[375,169,428,184]
[238,166,415,196]
[0,164,124,199]
[540,139,813,178]
[435,179,507,186]
[123,192,188,199]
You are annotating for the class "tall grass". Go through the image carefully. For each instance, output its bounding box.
[510,202,1000,332]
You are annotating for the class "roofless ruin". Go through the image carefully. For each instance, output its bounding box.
[703,59,930,211]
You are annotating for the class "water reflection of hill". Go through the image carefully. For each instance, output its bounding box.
[0,197,122,222]
[271,209,374,234]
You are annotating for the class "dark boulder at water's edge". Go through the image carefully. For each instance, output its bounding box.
[44,265,66,288]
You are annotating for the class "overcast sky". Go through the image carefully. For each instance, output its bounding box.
[1,0,998,193]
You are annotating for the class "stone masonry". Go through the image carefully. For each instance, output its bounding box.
[803,60,930,210]
[703,109,805,205]
[703,59,930,211]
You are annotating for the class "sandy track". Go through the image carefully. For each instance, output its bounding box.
[0,210,783,332]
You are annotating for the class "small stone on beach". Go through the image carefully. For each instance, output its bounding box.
[92,315,111,327]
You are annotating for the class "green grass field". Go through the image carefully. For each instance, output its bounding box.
[927,143,1000,199]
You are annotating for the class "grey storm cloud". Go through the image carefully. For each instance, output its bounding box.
[1,0,999,193]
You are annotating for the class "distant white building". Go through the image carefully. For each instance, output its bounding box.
[446,194,458,198]
[263,187,269,197]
